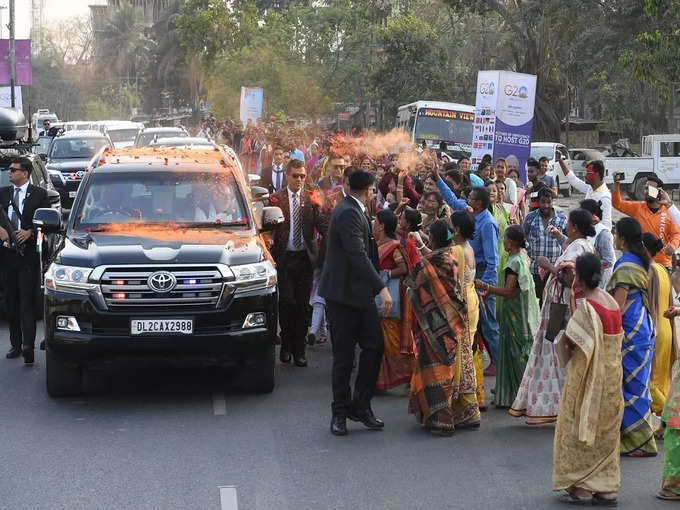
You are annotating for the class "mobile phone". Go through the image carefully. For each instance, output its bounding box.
[613,172,625,182]
[555,151,561,161]
[648,186,659,199]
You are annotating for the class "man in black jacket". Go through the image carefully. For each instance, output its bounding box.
[319,170,392,436]
[260,146,286,194]
[0,157,51,363]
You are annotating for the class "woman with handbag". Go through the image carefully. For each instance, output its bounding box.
[407,220,480,435]
[373,209,416,391]
[510,209,595,425]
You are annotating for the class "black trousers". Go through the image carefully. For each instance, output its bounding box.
[278,251,314,358]
[1,251,39,351]
[326,300,384,417]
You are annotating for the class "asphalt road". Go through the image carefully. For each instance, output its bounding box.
[0,192,670,510]
[0,316,673,510]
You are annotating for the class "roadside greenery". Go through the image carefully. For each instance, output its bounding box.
[27,0,680,141]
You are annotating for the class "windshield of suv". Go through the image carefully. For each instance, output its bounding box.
[74,171,249,229]
[136,130,187,147]
[50,138,108,160]
[107,129,140,143]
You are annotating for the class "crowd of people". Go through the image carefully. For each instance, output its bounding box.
[255,127,680,506]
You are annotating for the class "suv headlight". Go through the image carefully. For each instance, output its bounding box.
[228,260,277,293]
[45,263,96,294]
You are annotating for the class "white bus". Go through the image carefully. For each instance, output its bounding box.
[396,101,474,156]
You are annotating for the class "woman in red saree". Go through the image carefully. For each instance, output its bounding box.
[373,209,416,391]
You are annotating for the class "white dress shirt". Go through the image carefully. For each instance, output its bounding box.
[8,181,29,229]
[348,193,366,213]
[287,188,304,251]
[272,165,284,191]
[566,172,612,230]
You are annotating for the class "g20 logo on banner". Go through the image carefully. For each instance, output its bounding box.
[479,82,495,95]
[504,84,529,99]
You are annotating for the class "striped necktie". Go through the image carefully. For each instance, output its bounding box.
[293,193,303,250]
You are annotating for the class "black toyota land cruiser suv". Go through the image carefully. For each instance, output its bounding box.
[35,147,283,396]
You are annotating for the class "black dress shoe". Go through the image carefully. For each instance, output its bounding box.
[6,348,21,359]
[279,349,291,363]
[294,356,307,367]
[23,349,34,364]
[330,416,348,436]
[348,408,384,430]
[306,333,316,345]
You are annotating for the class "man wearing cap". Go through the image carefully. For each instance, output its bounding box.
[320,169,392,436]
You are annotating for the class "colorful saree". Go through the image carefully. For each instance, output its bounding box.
[407,247,480,432]
[553,300,624,493]
[376,240,415,391]
[510,238,593,424]
[607,252,657,455]
[495,252,540,408]
[649,262,676,416]
[493,204,509,318]
[662,363,680,494]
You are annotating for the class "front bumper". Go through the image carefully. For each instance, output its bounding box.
[44,287,278,363]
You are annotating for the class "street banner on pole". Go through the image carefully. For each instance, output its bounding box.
[472,70,537,183]
[0,39,31,85]
[239,87,263,128]
[471,70,500,169]
[0,86,21,109]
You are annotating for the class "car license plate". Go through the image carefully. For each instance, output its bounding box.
[131,319,193,335]
[69,191,77,198]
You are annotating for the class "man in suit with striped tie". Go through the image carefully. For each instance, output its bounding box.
[269,159,326,367]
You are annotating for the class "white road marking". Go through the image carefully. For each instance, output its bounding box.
[212,393,226,416]
[219,486,238,510]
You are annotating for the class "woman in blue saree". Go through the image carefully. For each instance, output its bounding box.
[608,217,658,456]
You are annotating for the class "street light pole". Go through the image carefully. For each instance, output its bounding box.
[9,0,15,108]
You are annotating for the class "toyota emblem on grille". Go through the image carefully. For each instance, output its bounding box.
[148,271,177,293]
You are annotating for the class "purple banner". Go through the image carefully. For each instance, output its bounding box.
[494,118,533,183]
[0,40,32,86]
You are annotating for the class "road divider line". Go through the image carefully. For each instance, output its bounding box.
[212,393,226,416]
[218,486,238,510]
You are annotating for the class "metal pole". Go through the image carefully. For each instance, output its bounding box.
[9,0,15,108]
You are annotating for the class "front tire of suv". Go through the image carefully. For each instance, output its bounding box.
[239,344,275,393]
[46,348,82,397]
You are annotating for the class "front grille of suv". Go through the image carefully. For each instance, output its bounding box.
[100,266,224,310]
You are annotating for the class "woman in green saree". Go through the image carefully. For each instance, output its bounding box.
[486,180,509,319]
[475,225,540,407]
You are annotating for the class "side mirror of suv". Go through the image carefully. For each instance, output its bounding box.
[33,207,62,233]
[260,206,284,231]
[39,153,47,162]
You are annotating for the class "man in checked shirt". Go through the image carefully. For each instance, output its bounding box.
[524,187,568,304]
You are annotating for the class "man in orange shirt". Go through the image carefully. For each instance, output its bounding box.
[612,174,680,268]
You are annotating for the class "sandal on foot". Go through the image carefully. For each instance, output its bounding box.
[592,494,618,506]
[623,449,657,458]
[657,489,680,500]
[558,493,592,505]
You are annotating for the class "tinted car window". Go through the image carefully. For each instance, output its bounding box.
[75,171,248,228]
[108,129,140,143]
[136,129,187,147]
[50,138,108,160]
